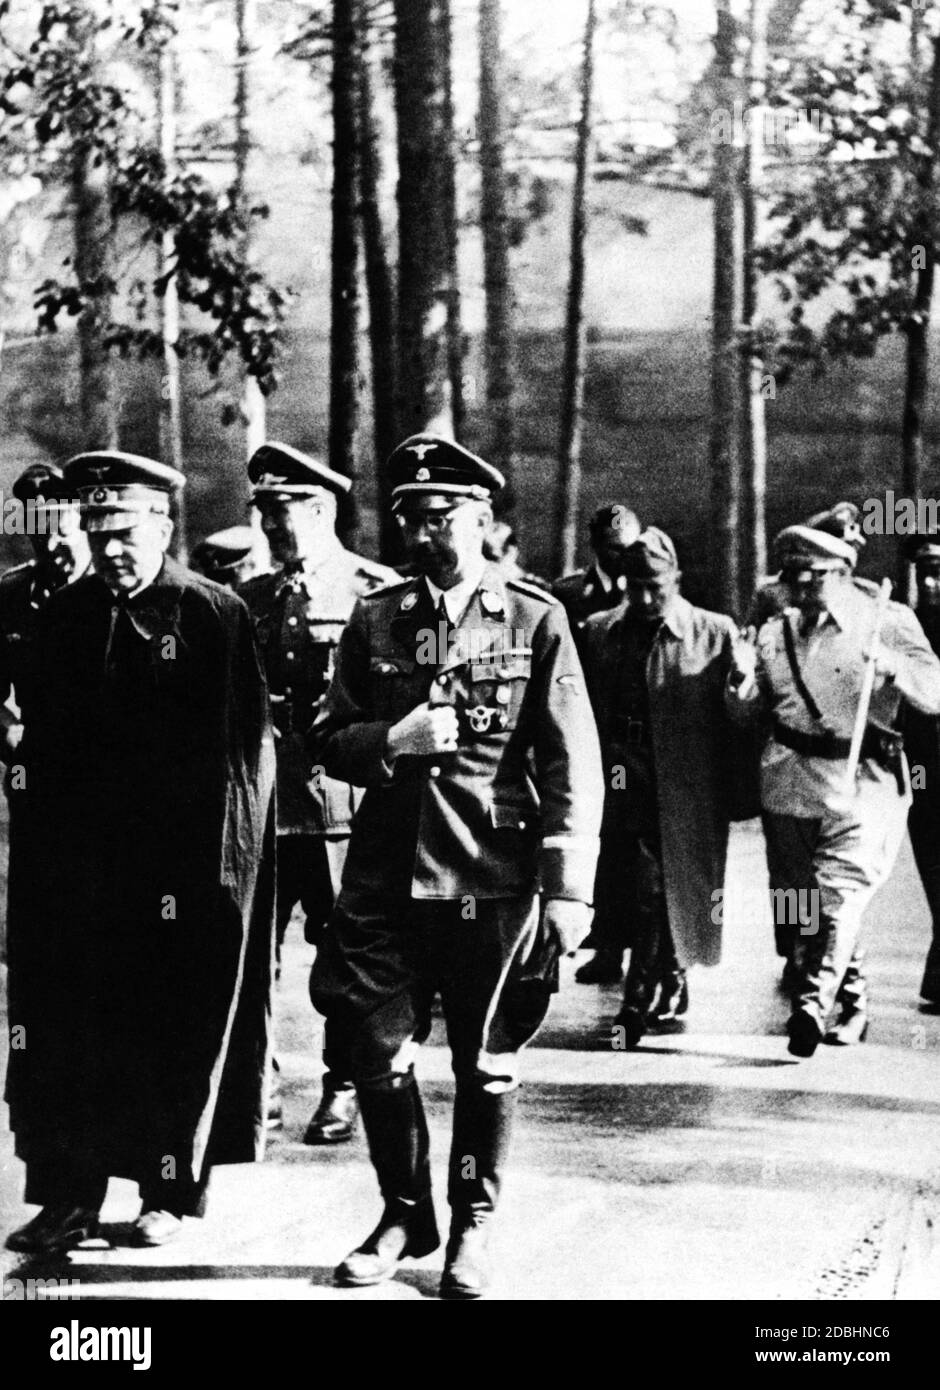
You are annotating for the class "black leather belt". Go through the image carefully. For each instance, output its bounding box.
[772,719,849,759]
[773,718,906,793]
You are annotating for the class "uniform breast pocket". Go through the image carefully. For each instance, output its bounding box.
[369,655,418,720]
[465,660,531,737]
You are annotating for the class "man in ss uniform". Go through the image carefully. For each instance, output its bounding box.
[552,502,642,641]
[899,531,940,1010]
[5,452,276,1253]
[0,464,91,750]
[580,528,744,1046]
[240,442,398,1144]
[0,464,91,965]
[309,434,603,1299]
[729,525,940,1057]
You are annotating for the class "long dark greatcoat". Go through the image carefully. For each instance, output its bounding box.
[5,556,277,1199]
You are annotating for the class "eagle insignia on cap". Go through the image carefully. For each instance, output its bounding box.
[407,443,436,463]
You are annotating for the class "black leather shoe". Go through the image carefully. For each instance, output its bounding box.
[787,1010,822,1058]
[335,1200,440,1287]
[304,1078,359,1145]
[6,1204,99,1253]
[440,1216,492,1300]
[824,1008,869,1046]
[575,950,623,985]
[613,1005,646,1048]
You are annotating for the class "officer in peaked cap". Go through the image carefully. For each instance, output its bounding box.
[68,450,185,531]
[240,441,398,1145]
[729,522,940,1058]
[552,502,642,654]
[0,462,91,1016]
[899,530,940,1010]
[191,525,263,590]
[0,463,90,754]
[6,449,276,1255]
[308,432,603,1299]
[751,503,876,630]
[579,526,743,1047]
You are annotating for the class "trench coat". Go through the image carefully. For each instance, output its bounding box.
[580,595,738,967]
[5,556,277,1197]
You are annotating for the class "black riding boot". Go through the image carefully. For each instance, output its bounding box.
[441,1085,516,1300]
[335,1072,439,1287]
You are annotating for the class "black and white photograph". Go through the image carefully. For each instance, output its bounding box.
[0,0,937,1351]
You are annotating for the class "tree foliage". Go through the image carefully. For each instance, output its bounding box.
[756,0,940,382]
[0,0,289,403]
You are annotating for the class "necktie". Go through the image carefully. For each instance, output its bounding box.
[435,595,454,665]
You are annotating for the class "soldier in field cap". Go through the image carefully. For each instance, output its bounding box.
[240,442,398,1144]
[580,526,745,1047]
[5,450,277,1254]
[309,432,603,1298]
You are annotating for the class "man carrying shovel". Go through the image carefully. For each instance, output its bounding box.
[728,525,940,1058]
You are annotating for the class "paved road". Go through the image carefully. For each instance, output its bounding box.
[2,822,938,1301]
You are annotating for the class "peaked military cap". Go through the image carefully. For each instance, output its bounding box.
[804,501,865,551]
[621,526,679,579]
[191,525,257,578]
[11,462,76,507]
[774,524,856,571]
[65,451,185,532]
[248,442,352,499]
[387,434,505,505]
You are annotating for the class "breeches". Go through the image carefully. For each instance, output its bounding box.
[762,778,908,1022]
[310,893,554,1094]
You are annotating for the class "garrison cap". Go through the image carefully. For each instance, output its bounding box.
[387,434,504,506]
[191,525,256,579]
[65,451,185,533]
[904,529,940,565]
[621,526,679,579]
[774,524,856,572]
[803,501,865,552]
[589,503,640,540]
[248,442,352,500]
[11,462,76,507]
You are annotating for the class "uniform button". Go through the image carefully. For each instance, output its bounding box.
[284,686,292,696]
[429,765,441,778]
[287,616,298,627]
[518,819,526,829]
[286,650,295,660]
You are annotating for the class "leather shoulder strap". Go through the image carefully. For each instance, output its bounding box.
[781,613,824,723]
